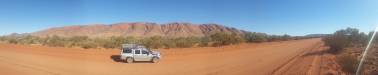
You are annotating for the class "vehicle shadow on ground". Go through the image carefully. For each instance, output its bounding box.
[110,55,123,62]
[110,55,153,63]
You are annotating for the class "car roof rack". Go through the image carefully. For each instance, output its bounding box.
[122,44,147,49]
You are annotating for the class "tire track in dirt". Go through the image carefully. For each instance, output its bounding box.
[271,41,325,75]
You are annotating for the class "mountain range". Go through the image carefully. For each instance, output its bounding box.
[31,22,249,38]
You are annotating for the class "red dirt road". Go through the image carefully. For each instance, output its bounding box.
[0,38,325,75]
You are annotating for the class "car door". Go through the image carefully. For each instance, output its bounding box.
[133,50,143,61]
[121,48,133,59]
[141,50,151,61]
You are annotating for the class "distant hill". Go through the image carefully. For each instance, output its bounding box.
[31,22,249,38]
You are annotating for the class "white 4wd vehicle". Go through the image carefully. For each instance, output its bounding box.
[120,44,161,63]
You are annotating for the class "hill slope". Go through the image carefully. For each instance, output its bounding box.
[32,22,248,38]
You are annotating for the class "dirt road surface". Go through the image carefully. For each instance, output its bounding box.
[0,38,325,75]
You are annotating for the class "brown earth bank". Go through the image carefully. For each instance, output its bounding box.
[0,38,335,75]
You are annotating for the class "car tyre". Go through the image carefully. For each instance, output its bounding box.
[152,57,159,63]
[126,57,133,63]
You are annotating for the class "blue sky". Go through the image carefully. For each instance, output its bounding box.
[0,0,377,36]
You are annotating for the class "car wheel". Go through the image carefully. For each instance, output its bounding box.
[126,57,133,63]
[152,57,159,63]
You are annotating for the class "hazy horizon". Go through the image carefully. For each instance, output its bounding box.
[0,0,377,36]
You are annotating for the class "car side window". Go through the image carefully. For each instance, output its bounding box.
[123,48,132,53]
[142,50,148,54]
[135,50,141,54]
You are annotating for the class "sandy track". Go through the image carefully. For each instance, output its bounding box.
[272,40,326,75]
[0,38,323,75]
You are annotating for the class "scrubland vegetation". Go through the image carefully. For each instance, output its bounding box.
[0,32,301,49]
[323,28,369,54]
[322,27,378,74]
